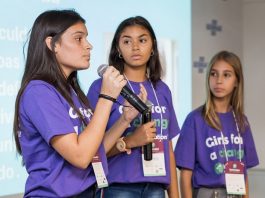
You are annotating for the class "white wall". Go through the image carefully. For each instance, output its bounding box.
[192,0,243,108]
[243,0,265,171]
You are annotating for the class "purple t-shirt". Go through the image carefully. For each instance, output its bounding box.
[87,78,180,186]
[19,80,107,197]
[175,106,259,188]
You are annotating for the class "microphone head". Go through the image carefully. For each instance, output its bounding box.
[146,100,153,108]
[97,64,108,77]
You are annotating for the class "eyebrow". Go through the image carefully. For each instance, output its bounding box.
[211,69,233,73]
[121,33,149,38]
[72,31,87,36]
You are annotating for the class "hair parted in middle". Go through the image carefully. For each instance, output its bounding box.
[203,50,246,132]
[108,16,162,86]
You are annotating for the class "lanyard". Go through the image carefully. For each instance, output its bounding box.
[220,110,242,162]
[124,75,164,136]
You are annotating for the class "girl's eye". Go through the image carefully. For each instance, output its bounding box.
[123,40,131,45]
[224,73,231,78]
[75,37,82,42]
[210,71,217,77]
[140,38,147,43]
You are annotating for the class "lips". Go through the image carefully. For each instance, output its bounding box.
[131,54,141,60]
[214,88,224,92]
[83,55,90,61]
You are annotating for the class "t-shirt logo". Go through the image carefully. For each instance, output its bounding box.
[214,162,224,174]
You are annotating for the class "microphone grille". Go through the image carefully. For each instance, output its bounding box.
[97,64,108,77]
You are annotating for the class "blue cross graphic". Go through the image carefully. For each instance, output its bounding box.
[206,19,222,36]
[194,56,207,73]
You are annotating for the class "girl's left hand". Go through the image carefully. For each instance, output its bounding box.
[121,83,147,123]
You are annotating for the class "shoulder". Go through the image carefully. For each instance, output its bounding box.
[153,80,172,99]
[183,106,204,125]
[89,78,102,91]
[21,80,68,106]
[23,80,58,96]
[155,80,170,91]
[20,80,67,114]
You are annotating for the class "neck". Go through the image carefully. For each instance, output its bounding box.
[124,65,147,82]
[213,98,231,113]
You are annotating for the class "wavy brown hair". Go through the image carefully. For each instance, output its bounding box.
[203,50,246,132]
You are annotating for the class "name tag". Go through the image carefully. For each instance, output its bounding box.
[224,161,246,195]
[142,140,166,176]
[92,154,108,188]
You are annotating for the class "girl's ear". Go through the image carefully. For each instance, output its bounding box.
[45,36,59,53]
[45,36,53,51]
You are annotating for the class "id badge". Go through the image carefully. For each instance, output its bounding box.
[224,161,246,195]
[142,139,166,176]
[92,154,108,188]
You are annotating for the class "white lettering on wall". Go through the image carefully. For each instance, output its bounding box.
[0,56,19,69]
[0,108,13,125]
[0,81,20,96]
[0,27,27,42]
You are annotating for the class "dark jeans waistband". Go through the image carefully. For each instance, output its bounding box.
[110,182,167,190]
[72,183,97,198]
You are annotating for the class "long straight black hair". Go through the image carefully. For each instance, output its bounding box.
[108,16,162,87]
[13,10,89,154]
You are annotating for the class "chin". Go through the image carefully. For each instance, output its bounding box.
[79,64,90,70]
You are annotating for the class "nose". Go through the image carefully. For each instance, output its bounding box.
[217,75,223,83]
[85,40,93,50]
[132,41,139,50]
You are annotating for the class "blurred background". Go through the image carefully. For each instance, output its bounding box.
[0,0,264,197]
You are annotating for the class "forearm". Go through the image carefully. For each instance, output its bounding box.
[103,114,130,153]
[243,176,249,198]
[167,141,179,198]
[52,97,114,169]
[180,169,193,198]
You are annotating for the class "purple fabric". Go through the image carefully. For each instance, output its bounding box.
[175,106,259,188]
[19,80,107,197]
[87,78,180,186]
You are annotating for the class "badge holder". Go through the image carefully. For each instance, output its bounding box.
[141,108,166,176]
[224,161,246,195]
[142,139,166,176]
[92,153,108,188]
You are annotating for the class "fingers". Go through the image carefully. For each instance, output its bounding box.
[100,66,126,98]
[143,121,156,142]
[138,83,147,103]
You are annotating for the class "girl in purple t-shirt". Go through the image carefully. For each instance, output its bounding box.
[13,10,145,198]
[175,51,259,198]
[88,16,180,198]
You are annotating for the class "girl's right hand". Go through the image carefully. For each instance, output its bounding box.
[100,66,127,99]
[125,121,156,148]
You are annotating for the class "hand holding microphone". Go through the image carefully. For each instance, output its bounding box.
[97,64,148,113]
[98,64,154,160]
[98,65,127,101]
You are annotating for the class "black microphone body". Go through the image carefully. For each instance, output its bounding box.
[142,108,152,161]
[97,64,148,113]
[120,86,148,113]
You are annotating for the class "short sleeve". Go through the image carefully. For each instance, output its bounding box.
[175,115,196,170]
[21,83,75,144]
[242,118,259,168]
[166,88,180,140]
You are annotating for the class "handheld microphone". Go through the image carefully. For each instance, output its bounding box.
[97,64,148,113]
[142,107,152,161]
